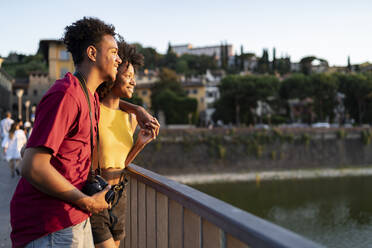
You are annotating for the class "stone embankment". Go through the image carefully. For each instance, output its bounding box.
[134,127,372,181]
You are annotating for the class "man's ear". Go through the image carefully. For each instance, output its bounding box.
[86,45,97,62]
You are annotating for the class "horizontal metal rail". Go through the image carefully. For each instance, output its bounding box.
[126,164,323,248]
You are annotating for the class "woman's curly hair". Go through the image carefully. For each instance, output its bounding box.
[97,36,144,100]
[63,17,116,65]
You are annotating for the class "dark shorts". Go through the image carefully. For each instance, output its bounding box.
[90,188,127,244]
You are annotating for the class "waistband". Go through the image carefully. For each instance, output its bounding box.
[100,168,126,185]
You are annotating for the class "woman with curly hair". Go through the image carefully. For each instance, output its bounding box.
[92,38,159,248]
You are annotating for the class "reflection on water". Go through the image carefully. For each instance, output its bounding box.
[191,176,372,248]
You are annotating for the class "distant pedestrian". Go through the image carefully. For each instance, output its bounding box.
[23,121,32,138]
[0,111,14,141]
[1,121,27,177]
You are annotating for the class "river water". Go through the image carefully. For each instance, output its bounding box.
[191,176,372,248]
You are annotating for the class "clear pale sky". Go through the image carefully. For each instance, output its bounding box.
[1,0,371,66]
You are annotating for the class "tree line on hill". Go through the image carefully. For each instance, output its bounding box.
[2,43,370,126]
[213,72,372,126]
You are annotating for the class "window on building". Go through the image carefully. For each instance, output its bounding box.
[142,90,147,96]
[59,50,70,61]
[200,97,204,103]
[33,90,38,96]
[193,89,198,94]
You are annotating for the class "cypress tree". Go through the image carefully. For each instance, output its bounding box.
[347,56,352,72]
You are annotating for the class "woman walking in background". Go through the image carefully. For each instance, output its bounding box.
[2,121,27,177]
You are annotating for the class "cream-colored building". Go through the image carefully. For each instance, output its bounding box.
[9,40,75,119]
[136,83,153,110]
[135,72,158,109]
[171,43,234,60]
[38,40,75,82]
[135,79,207,116]
[183,81,206,113]
[25,72,51,105]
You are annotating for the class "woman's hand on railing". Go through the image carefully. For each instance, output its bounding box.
[124,128,158,167]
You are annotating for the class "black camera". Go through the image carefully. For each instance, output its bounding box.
[82,175,115,204]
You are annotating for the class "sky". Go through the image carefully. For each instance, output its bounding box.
[1,0,372,66]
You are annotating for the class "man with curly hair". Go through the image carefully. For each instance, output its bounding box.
[10,17,159,248]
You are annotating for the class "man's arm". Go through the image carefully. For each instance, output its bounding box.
[119,100,160,135]
[21,147,109,214]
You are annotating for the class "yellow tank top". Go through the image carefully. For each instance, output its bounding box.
[98,104,134,169]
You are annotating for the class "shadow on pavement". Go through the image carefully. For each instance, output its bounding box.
[0,153,21,247]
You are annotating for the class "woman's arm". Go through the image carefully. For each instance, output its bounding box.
[125,129,155,167]
[2,135,8,155]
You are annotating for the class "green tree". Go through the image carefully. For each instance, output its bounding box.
[347,56,352,72]
[179,54,217,76]
[151,68,197,124]
[256,49,270,74]
[279,73,311,100]
[175,59,189,74]
[299,56,316,75]
[3,53,48,78]
[338,73,372,124]
[133,43,162,70]
[279,73,313,122]
[272,47,276,72]
[219,43,229,70]
[152,89,197,124]
[309,73,339,122]
[161,43,178,70]
[276,57,291,75]
[213,75,279,125]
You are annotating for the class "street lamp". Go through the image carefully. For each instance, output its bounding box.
[31,105,36,122]
[25,100,31,122]
[15,89,24,121]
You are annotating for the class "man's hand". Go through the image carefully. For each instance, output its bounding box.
[118,100,160,137]
[135,106,160,137]
[76,185,110,214]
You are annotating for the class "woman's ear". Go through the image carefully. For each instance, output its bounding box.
[86,45,97,62]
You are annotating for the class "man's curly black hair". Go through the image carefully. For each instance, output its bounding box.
[97,36,144,100]
[63,17,116,65]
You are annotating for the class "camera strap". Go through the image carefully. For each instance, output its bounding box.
[74,71,99,179]
[75,71,127,189]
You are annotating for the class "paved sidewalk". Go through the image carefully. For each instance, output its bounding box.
[0,155,21,247]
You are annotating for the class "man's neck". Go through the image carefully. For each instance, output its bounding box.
[75,65,104,95]
[101,92,120,110]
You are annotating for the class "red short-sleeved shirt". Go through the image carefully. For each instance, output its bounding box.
[10,73,100,248]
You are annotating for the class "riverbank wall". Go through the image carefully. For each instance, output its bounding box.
[133,127,372,176]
